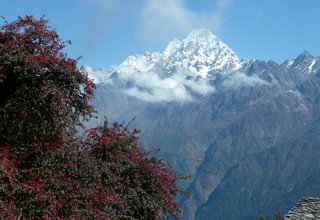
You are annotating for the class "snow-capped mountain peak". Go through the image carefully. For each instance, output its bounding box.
[283,51,320,74]
[162,29,242,76]
[118,52,162,73]
[116,29,242,77]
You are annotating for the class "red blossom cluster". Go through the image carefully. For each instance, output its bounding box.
[0,16,184,219]
[0,15,95,149]
[80,123,183,218]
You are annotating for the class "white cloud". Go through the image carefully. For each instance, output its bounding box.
[85,66,113,84]
[88,66,215,103]
[125,84,193,103]
[117,68,214,103]
[222,71,270,88]
[139,0,233,44]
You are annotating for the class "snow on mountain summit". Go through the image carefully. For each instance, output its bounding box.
[282,51,320,74]
[163,29,242,76]
[119,52,162,73]
[116,29,242,77]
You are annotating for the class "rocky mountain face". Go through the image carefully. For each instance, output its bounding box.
[87,29,320,220]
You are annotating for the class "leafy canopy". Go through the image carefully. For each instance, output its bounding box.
[0,15,94,150]
[0,16,183,219]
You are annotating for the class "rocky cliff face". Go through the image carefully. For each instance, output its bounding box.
[87,29,320,219]
[284,197,320,220]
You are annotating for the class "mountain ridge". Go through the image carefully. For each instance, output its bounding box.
[87,29,320,220]
[88,29,319,105]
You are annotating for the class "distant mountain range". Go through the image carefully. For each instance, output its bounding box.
[86,29,320,220]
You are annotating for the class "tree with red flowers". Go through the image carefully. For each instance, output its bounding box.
[0,15,95,152]
[0,16,183,219]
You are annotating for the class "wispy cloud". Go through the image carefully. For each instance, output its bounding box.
[222,71,269,88]
[138,0,233,44]
[86,66,113,85]
[80,0,136,52]
[79,0,233,51]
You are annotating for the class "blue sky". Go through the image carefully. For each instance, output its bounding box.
[1,0,320,68]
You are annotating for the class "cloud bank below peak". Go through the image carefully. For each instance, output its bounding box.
[86,66,215,103]
[118,69,215,103]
